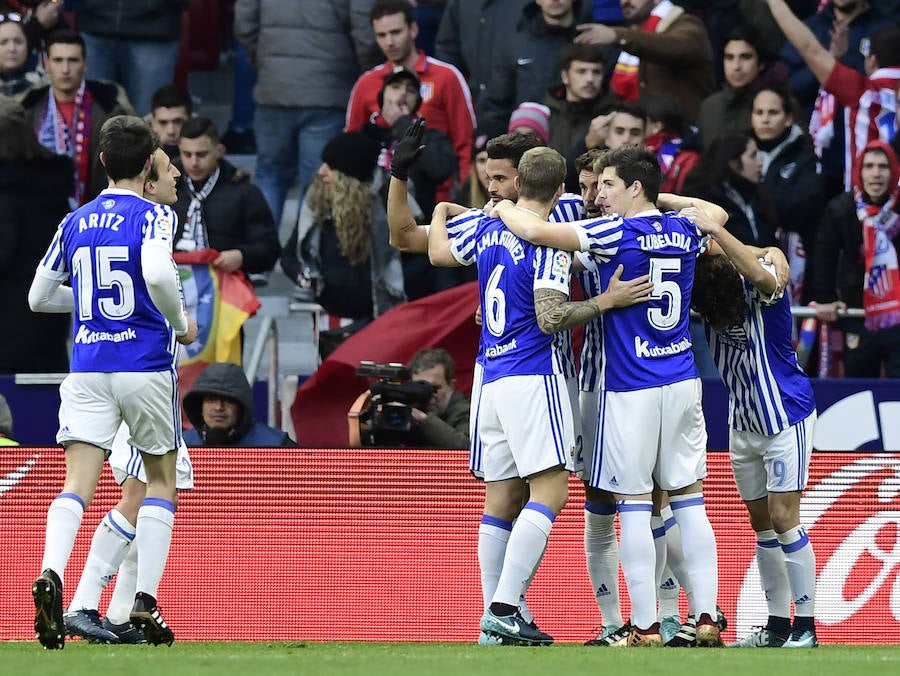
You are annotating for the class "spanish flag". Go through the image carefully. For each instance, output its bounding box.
[173,249,262,424]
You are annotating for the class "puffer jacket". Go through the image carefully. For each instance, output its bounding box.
[756,125,823,251]
[172,158,280,275]
[235,0,383,109]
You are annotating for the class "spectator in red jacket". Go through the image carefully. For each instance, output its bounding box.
[345,0,475,200]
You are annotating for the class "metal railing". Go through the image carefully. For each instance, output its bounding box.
[245,315,279,427]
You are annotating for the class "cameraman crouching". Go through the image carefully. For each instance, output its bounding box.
[408,348,470,449]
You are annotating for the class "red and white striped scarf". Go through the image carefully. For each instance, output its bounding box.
[36,81,93,207]
[610,1,680,101]
[858,187,900,330]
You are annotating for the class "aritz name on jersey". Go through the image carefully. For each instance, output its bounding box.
[634,335,691,358]
[485,338,517,358]
[78,212,125,233]
[477,229,525,263]
[637,231,693,252]
[74,326,138,345]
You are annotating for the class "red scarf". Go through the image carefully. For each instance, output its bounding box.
[854,142,900,331]
[610,1,677,101]
[36,81,93,207]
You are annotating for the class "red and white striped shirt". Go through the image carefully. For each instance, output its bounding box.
[823,62,900,188]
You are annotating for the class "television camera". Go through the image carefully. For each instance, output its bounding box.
[351,361,435,446]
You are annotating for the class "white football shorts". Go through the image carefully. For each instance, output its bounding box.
[109,422,194,490]
[57,371,183,456]
[593,378,708,495]
[478,373,576,482]
[468,360,485,479]
[729,411,816,502]
[578,388,599,483]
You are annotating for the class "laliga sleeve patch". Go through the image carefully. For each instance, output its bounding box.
[552,250,571,278]
[153,208,174,241]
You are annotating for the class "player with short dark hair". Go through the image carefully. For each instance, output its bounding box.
[28,115,197,649]
[494,144,724,647]
[428,145,653,645]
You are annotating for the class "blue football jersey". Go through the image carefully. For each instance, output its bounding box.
[37,189,181,373]
[572,210,706,391]
[575,253,604,392]
[548,192,584,381]
[706,270,816,434]
[450,213,572,384]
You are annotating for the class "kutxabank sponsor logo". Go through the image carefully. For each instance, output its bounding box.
[734,456,900,637]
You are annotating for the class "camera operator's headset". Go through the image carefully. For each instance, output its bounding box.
[347,389,372,448]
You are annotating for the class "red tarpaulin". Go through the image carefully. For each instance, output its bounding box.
[291,282,481,446]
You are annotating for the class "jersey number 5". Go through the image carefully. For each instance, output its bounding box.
[72,246,136,321]
[648,257,681,330]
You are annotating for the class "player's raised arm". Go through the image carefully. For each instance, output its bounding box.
[427,202,463,267]
[657,193,729,229]
[493,199,582,250]
[681,206,779,296]
[387,118,429,253]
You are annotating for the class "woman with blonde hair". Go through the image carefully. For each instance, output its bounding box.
[281,132,406,353]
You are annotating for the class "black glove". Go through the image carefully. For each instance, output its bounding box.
[390,116,426,181]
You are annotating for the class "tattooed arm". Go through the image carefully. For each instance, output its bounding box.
[534,264,653,334]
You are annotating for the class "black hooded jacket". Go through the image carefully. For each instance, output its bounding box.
[182,362,296,447]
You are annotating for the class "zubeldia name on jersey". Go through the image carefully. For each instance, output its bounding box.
[637,230,694,252]
[477,228,525,263]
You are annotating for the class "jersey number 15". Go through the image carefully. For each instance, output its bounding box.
[72,245,136,321]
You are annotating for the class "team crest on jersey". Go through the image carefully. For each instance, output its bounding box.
[552,250,571,277]
[652,220,662,232]
[419,83,433,102]
[102,199,115,209]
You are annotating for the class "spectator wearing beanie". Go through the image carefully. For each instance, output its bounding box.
[508,102,550,145]
[280,131,406,327]
[321,131,381,183]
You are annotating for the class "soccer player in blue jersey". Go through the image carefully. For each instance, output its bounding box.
[428,146,653,645]
[63,150,191,645]
[28,115,197,649]
[388,125,585,640]
[687,207,819,649]
[495,144,724,647]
